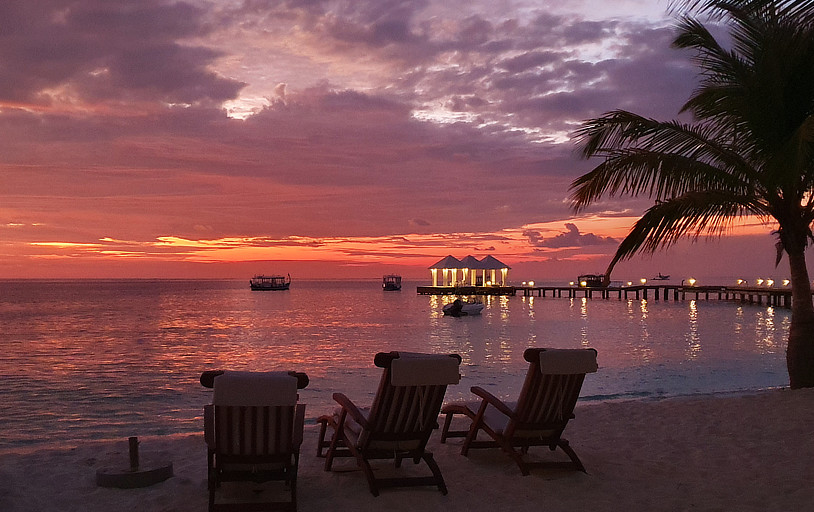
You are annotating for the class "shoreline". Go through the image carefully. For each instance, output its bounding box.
[0,385,785,457]
[3,388,814,511]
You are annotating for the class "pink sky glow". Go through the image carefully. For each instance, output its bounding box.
[0,0,800,284]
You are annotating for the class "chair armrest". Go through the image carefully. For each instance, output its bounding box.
[470,386,514,418]
[332,392,369,429]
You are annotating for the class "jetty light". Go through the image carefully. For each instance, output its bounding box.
[737,279,744,286]
[640,278,647,284]
[688,278,697,286]
[580,280,587,287]
[528,281,534,287]
[756,278,764,286]
[522,281,527,286]
[569,281,575,286]
[766,279,774,287]
[627,281,633,286]
[783,279,790,286]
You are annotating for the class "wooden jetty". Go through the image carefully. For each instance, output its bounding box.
[417,285,517,296]
[418,284,794,308]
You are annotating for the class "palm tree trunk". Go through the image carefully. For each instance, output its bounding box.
[785,245,814,388]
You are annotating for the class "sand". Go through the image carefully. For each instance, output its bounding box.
[3,388,814,512]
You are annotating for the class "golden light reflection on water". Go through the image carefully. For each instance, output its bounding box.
[685,300,701,359]
[0,279,794,451]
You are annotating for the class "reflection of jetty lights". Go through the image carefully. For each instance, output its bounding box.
[486,281,492,286]
[528,281,534,287]
[756,278,764,286]
[767,279,774,287]
[783,279,790,286]
[580,280,587,287]
[688,278,697,286]
[640,278,647,284]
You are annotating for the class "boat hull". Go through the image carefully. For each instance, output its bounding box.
[443,302,483,316]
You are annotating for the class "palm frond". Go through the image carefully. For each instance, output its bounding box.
[669,1,814,26]
[604,191,761,274]
[571,110,762,210]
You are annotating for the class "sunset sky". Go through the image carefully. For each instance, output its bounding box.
[0,0,795,283]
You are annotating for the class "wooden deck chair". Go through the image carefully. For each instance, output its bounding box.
[202,370,309,512]
[440,348,597,475]
[316,351,461,496]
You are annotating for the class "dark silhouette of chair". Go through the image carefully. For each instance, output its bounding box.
[202,370,308,512]
[440,348,597,475]
[316,351,461,496]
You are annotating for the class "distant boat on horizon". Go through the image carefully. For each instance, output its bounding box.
[382,274,402,291]
[250,273,291,291]
[653,273,670,280]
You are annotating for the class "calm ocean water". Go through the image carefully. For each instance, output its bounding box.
[0,278,790,452]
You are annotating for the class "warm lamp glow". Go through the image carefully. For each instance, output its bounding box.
[766,279,774,287]
[688,278,696,286]
[783,279,790,286]
[528,281,534,287]
[580,280,587,287]
[569,281,575,286]
[627,281,633,286]
[756,278,764,286]
[640,278,647,284]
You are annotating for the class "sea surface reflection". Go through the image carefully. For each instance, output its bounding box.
[0,279,790,451]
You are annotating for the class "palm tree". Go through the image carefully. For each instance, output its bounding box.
[570,0,814,387]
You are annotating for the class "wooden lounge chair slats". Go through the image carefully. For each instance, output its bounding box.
[317,351,461,496]
[204,371,308,512]
[440,347,597,476]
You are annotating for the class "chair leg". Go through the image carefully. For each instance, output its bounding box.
[440,412,453,443]
[557,438,586,472]
[500,440,531,476]
[316,418,329,457]
[359,457,380,497]
[422,452,448,495]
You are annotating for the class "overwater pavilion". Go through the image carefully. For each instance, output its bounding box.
[428,255,511,287]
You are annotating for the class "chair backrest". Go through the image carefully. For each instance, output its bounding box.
[364,352,461,442]
[511,348,597,431]
[207,371,303,457]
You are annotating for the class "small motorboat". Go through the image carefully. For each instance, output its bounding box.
[443,299,484,316]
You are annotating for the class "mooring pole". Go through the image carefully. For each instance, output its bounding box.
[129,436,140,470]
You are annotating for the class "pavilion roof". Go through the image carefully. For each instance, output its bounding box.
[479,255,511,269]
[429,254,511,270]
[458,255,482,269]
[429,255,462,269]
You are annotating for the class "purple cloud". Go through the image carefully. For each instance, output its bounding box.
[525,223,618,248]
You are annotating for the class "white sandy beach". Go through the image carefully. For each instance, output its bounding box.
[3,388,814,512]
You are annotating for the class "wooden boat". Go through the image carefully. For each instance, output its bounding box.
[382,274,402,291]
[249,274,291,291]
[577,274,606,288]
